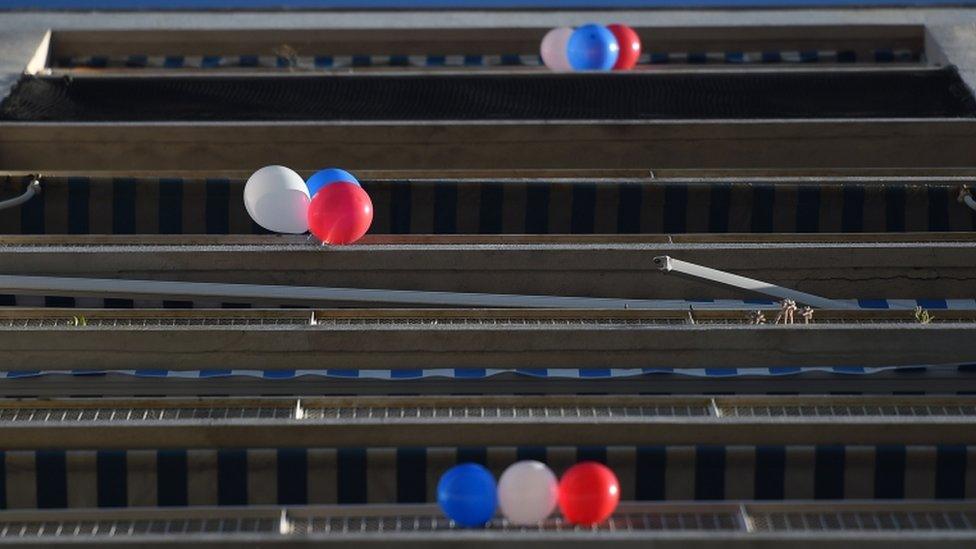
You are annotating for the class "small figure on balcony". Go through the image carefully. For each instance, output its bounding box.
[748,310,767,325]
[800,306,814,324]
[914,306,934,325]
[273,44,300,70]
[774,299,798,324]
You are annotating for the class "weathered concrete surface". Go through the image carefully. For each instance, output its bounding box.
[0,322,971,370]
[0,242,972,299]
[2,8,976,32]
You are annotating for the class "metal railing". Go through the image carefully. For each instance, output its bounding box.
[3,395,976,425]
[0,309,971,328]
[0,502,972,544]
[0,395,972,448]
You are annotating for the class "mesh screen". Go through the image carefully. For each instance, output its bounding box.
[2,69,974,121]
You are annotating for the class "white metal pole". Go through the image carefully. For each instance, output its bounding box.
[0,273,724,310]
[0,179,40,212]
[652,255,855,309]
[963,194,976,213]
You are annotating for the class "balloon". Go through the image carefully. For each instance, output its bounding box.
[540,27,574,71]
[566,24,619,71]
[557,462,619,526]
[243,165,310,234]
[607,23,641,70]
[497,461,558,525]
[307,181,373,245]
[437,463,497,527]
[306,167,360,197]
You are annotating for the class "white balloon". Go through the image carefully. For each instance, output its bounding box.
[540,27,574,71]
[497,460,558,525]
[243,165,310,234]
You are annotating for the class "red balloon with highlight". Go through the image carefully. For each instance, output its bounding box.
[607,23,641,70]
[557,462,620,526]
[307,181,373,245]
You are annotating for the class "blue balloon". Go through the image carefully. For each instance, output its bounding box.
[437,463,497,527]
[306,168,359,197]
[566,24,620,71]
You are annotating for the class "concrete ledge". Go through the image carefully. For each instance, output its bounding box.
[0,241,972,299]
[0,322,971,370]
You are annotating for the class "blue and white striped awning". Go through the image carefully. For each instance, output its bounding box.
[55,48,919,70]
[3,362,972,380]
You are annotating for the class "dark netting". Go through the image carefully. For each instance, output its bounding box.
[2,69,974,121]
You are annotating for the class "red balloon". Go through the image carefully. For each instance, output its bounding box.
[557,462,620,525]
[307,181,373,245]
[607,24,641,70]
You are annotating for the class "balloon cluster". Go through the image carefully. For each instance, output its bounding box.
[437,460,620,527]
[243,165,373,245]
[541,23,641,71]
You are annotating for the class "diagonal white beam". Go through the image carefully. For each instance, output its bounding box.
[653,255,856,309]
[0,273,738,310]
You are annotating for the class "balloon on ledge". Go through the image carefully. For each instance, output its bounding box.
[307,181,374,245]
[566,23,620,71]
[540,26,574,71]
[437,463,497,527]
[607,23,641,70]
[306,167,360,197]
[497,460,558,525]
[557,461,620,526]
[243,165,310,234]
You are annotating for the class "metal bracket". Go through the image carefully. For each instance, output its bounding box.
[0,178,41,212]
[653,255,855,309]
[959,186,976,213]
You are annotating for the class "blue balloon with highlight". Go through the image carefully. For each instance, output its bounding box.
[437,463,497,527]
[566,24,620,71]
[306,168,360,197]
